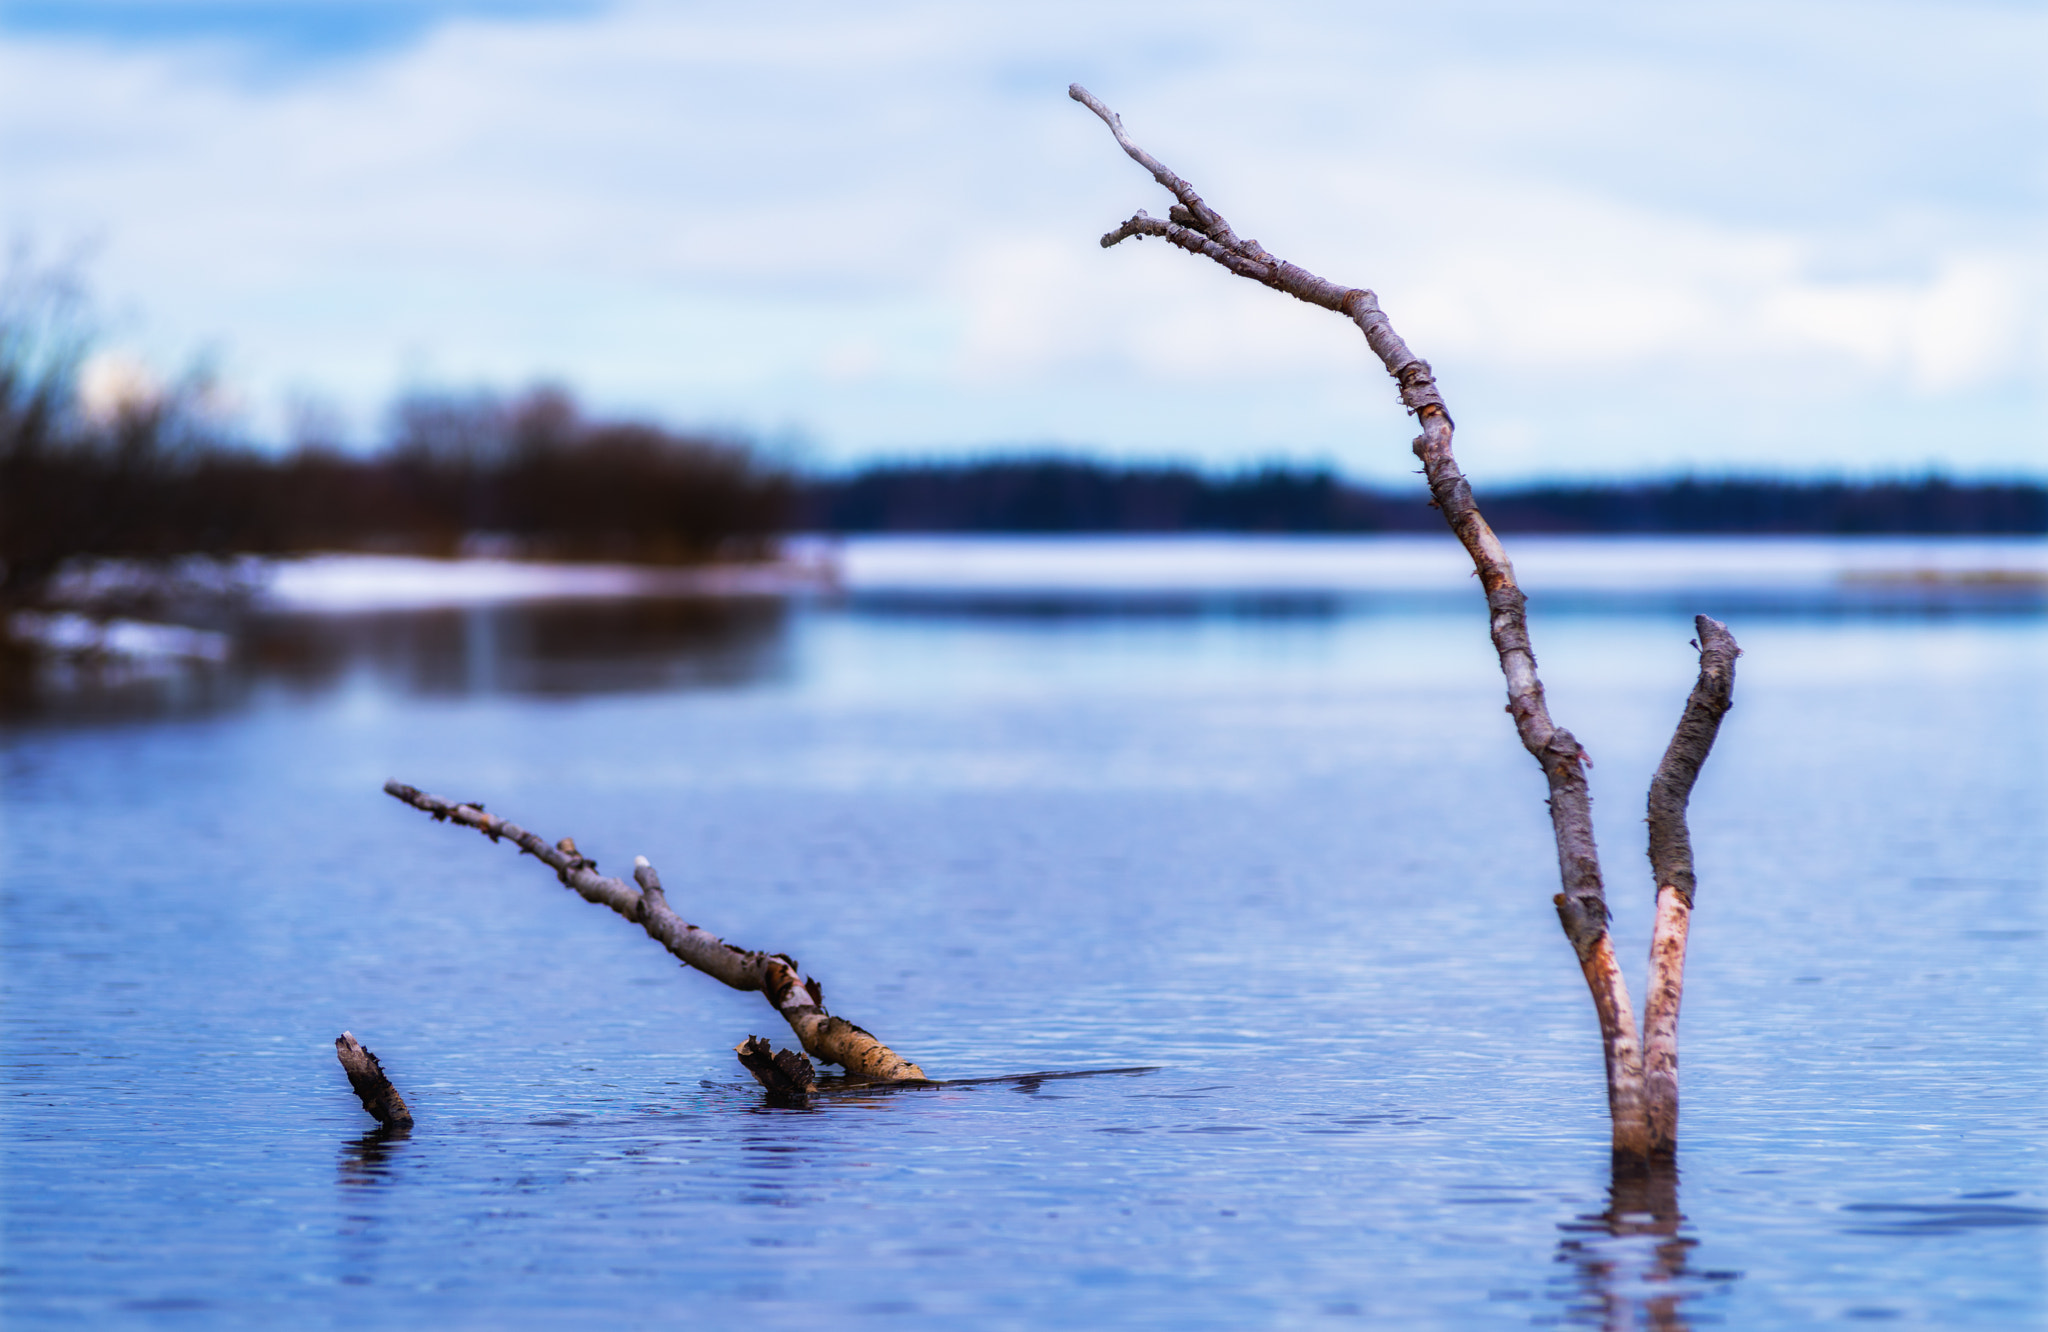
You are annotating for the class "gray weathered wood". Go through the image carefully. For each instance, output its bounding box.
[383,781,926,1082]
[1642,616,1740,1152]
[1071,86,1739,1159]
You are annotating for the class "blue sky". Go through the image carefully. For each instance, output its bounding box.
[2,0,2040,479]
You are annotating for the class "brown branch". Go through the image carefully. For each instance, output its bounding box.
[1642,616,1740,1153]
[1071,85,1662,1154]
[735,1035,818,1104]
[335,1032,413,1128]
[382,780,927,1082]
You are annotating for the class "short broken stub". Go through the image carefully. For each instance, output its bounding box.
[335,1032,413,1129]
[735,1035,817,1105]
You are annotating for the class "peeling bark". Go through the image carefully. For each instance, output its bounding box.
[383,781,926,1082]
[735,1036,818,1104]
[1072,87,1738,1159]
[1642,617,1740,1153]
[335,1032,413,1128]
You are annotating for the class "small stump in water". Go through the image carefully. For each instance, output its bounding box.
[335,1032,413,1128]
[736,1035,817,1105]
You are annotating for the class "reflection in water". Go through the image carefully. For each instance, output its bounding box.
[1553,1159,1738,1331]
[4,564,2038,1328]
[336,1126,412,1293]
[339,1125,412,1189]
[3,596,793,721]
[251,597,793,699]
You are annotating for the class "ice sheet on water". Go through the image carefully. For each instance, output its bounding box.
[827,534,2046,597]
[251,537,2047,610]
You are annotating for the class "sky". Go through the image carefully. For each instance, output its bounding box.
[2,0,2041,480]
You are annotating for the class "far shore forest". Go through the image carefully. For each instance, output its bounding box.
[4,359,2043,617]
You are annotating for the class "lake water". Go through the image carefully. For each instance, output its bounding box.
[3,537,2043,1329]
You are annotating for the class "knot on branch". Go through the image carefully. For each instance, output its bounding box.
[1552,893,1610,956]
[763,956,821,1012]
[554,836,596,874]
[1394,359,1449,420]
[1484,578,1528,618]
[1540,725,1589,778]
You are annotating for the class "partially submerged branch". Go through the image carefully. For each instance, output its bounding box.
[382,780,926,1082]
[1072,86,1738,1158]
[335,1032,413,1128]
[735,1035,818,1105]
[1642,617,1740,1152]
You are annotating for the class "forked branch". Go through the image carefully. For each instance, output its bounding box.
[1072,85,1737,1158]
[383,781,926,1082]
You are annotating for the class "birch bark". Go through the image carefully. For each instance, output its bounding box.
[1642,617,1740,1153]
[1071,86,1737,1157]
[383,781,926,1082]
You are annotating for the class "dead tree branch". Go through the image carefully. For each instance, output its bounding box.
[1072,85,1737,1159]
[382,781,927,1083]
[335,1032,413,1128]
[1642,616,1739,1152]
[735,1035,819,1104]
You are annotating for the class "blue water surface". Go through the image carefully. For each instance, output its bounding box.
[3,565,2043,1328]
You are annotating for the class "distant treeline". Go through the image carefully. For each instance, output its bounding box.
[5,267,2041,618]
[799,458,2046,535]
[1,379,791,608]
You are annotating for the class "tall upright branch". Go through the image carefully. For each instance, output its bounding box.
[383,781,926,1083]
[1071,85,1736,1158]
[1642,617,1739,1152]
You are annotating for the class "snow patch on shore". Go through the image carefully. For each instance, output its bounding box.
[258,554,834,611]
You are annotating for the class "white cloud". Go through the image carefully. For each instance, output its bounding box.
[2,0,2040,476]
[1762,253,2038,392]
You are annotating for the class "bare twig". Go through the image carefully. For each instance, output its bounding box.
[382,781,927,1082]
[1072,86,1738,1158]
[335,1032,413,1128]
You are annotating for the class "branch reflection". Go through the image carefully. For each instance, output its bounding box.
[338,1124,412,1189]
[1553,1157,1736,1331]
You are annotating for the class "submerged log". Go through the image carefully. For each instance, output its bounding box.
[335,1032,413,1128]
[383,781,927,1082]
[1071,86,1739,1159]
